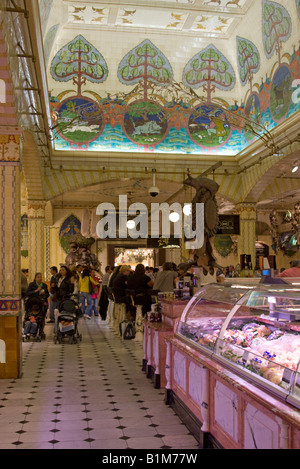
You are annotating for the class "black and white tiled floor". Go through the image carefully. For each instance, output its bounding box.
[0,318,199,449]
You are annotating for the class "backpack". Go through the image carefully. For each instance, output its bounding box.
[123,321,136,340]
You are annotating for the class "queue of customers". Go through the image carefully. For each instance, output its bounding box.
[48,264,102,321]
[21,260,201,323]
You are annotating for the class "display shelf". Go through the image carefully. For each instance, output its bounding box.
[176,283,300,408]
[163,282,300,449]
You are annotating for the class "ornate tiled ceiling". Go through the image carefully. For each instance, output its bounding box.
[39,0,300,160]
[64,0,249,37]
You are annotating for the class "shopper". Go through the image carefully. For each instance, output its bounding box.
[79,267,99,319]
[153,262,178,292]
[278,260,300,278]
[21,268,29,299]
[90,269,101,317]
[127,264,154,315]
[108,265,121,288]
[26,272,49,315]
[98,265,112,320]
[112,265,131,304]
[48,266,58,323]
[55,265,74,302]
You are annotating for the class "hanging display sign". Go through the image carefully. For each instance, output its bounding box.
[216,215,240,235]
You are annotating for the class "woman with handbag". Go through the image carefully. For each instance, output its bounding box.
[55,265,74,302]
[78,268,100,319]
[90,269,101,317]
[26,272,49,316]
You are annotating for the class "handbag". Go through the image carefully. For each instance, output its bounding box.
[89,278,94,294]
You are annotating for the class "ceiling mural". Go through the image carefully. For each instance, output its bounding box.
[236,37,260,89]
[45,0,300,155]
[182,44,236,99]
[262,0,292,62]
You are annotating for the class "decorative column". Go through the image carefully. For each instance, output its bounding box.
[0,130,23,379]
[27,201,46,279]
[237,203,257,269]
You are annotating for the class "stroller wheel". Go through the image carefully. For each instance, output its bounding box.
[72,336,77,344]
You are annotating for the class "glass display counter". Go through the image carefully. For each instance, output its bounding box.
[176,283,300,409]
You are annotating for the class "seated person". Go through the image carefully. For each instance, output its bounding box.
[26,272,49,315]
[153,262,178,292]
[127,264,154,315]
[112,265,131,304]
[23,304,40,336]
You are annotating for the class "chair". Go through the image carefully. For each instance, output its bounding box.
[125,289,150,341]
[106,287,115,327]
[108,287,126,335]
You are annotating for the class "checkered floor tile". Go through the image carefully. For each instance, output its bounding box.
[0,318,199,449]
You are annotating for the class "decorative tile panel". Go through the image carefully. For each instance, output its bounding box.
[214,380,239,442]
[174,350,186,391]
[244,402,279,449]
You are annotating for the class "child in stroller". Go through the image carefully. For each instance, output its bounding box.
[23,296,46,342]
[54,294,82,344]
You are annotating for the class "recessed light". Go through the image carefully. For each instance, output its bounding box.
[169,212,180,223]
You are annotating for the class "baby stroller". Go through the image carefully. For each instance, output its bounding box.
[54,294,82,344]
[23,296,46,342]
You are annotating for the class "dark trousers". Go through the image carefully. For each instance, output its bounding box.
[98,285,109,320]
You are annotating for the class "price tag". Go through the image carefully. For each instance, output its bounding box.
[242,350,249,365]
[282,367,293,384]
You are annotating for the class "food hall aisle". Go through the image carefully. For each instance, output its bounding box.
[0,318,199,450]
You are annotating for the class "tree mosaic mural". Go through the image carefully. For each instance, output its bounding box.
[47,1,300,155]
[182,44,236,103]
[262,1,293,123]
[118,39,173,99]
[297,0,300,18]
[237,36,260,90]
[262,0,292,64]
[51,35,108,96]
[270,64,292,122]
[50,35,107,148]
[118,40,172,146]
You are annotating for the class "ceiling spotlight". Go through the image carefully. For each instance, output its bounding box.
[126,220,135,229]
[183,204,192,216]
[169,212,180,223]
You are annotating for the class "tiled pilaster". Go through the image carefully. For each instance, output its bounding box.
[0,130,22,379]
[27,201,46,279]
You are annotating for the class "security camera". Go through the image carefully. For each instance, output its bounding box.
[149,186,160,197]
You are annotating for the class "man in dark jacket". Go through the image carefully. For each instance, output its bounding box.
[48,266,58,323]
